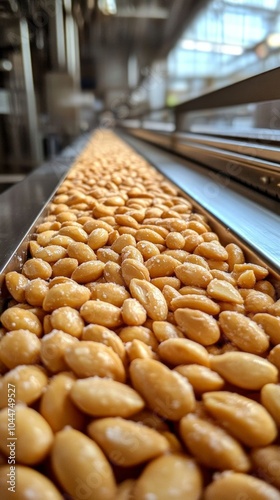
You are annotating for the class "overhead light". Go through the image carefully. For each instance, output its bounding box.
[115,7,168,19]
[0,60,13,71]
[220,44,244,55]
[181,39,244,56]
[181,40,212,52]
[267,33,280,48]
[98,0,117,15]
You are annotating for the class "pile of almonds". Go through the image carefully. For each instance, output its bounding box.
[0,130,280,499]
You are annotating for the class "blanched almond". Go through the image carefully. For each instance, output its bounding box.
[0,365,47,409]
[1,307,42,337]
[111,233,136,253]
[219,311,269,354]
[158,338,210,367]
[90,283,130,307]
[104,261,125,286]
[145,254,179,278]
[119,325,158,350]
[67,241,96,263]
[136,240,160,260]
[121,259,150,285]
[261,384,280,427]
[0,329,41,369]
[203,391,277,447]
[80,300,122,328]
[50,306,84,338]
[152,321,185,342]
[175,263,212,288]
[130,358,195,420]
[245,290,274,313]
[71,378,144,417]
[174,308,220,345]
[87,227,109,249]
[268,345,280,370]
[129,278,168,321]
[251,446,280,489]
[0,466,63,499]
[87,417,169,466]
[233,263,269,280]
[253,313,280,345]
[41,330,79,373]
[43,282,90,311]
[51,428,116,500]
[40,372,85,432]
[0,405,53,465]
[135,228,165,244]
[151,276,181,290]
[237,269,256,288]
[207,278,243,304]
[121,298,147,325]
[35,245,67,262]
[194,241,228,260]
[210,352,278,390]
[71,260,105,283]
[126,339,157,361]
[175,364,224,393]
[82,324,126,361]
[5,271,29,302]
[65,341,126,381]
[121,245,144,263]
[171,294,220,315]
[226,243,245,271]
[204,472,280,500]
[180,414,250,471]
[133,453,202,500]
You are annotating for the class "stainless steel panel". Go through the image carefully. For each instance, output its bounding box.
[126,128,280,198]
[0,131,91,295]
[176,133,280,164]
[0,160,70,286]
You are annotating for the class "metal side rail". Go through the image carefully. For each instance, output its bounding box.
[0,134,93,302]
[119,130,280,283]
[126,128,280,199]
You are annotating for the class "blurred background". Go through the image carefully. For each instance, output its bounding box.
[1,0,280,189]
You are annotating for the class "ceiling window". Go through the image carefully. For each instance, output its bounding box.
[167,0,280,103]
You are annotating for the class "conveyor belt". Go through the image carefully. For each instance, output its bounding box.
[0,129,279,310]
[1,130,280,499]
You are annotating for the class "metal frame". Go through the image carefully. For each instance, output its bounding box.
[175,67,280,114]
[127,67,280,138]
[126,128,280,199]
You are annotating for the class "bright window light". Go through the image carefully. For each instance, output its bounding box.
[98,0,117,15]
[267,33,280,47]
[181,39,244,55]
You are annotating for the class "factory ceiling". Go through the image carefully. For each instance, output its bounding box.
[78,0,208,65]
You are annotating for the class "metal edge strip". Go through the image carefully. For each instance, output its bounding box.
[176,132,280,164]
[0,133,91,308]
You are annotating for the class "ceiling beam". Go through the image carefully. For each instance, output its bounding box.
[159,0,209,58]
